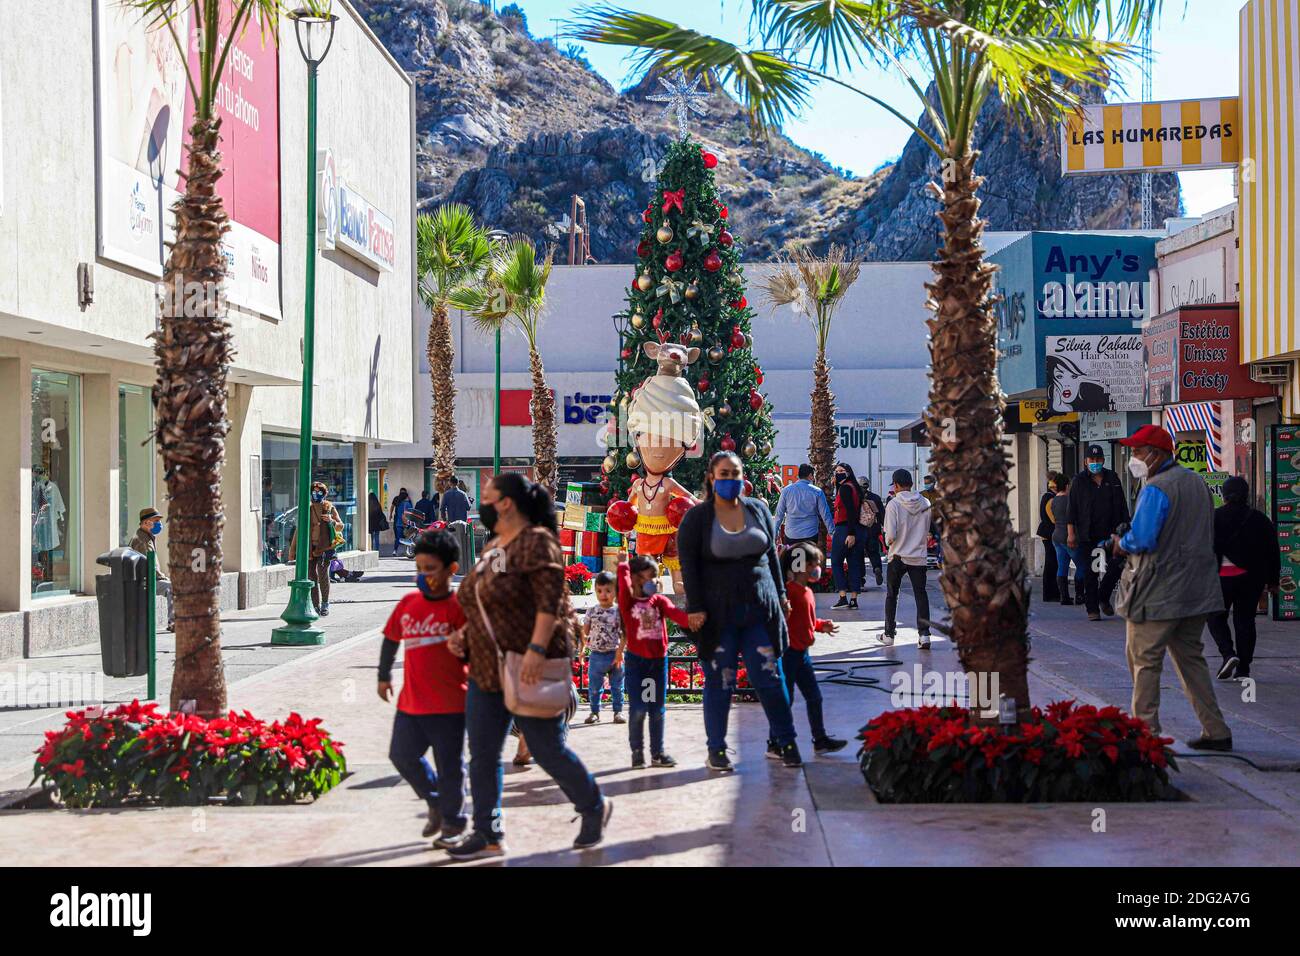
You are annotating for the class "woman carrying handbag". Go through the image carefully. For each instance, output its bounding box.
[449,473,609,860]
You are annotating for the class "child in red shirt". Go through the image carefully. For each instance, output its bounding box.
[618,556,690,768]
[779,543,848,755]
[378,530,469,847]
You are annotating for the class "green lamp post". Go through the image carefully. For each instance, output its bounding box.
[486,228,510,475]
[273,7,338,647]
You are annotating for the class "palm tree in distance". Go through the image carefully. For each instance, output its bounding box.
[450,237,560,494]
[417,205,493,489]
[573,0,1163,715]
[123,0,333,716]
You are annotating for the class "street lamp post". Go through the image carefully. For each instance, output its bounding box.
[486,228,509,475]
[273,8,338,647]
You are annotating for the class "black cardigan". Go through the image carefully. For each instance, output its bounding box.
[1213,503,1281,588]
[676,496,789,659]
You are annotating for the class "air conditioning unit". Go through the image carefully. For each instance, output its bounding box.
[1250,362,1292,385]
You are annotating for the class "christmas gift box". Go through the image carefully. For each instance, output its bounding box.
[580,530,604,556]
[605,528,624,547]
[559,528,576,546]
[602,547,625,572]
[580,555,603,575]
[565,482,585,506]
[562,502,590,532]
[583,510,606,533]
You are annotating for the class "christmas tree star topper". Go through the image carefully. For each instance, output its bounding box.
[646,69,709,139]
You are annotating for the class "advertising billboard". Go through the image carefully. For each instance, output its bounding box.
[1061,97,1240,175]
[1044,334,1146,414]
[1141,304,1276,405]
[94,0,281,318]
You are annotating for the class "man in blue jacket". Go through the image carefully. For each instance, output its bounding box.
[1111,425,1231,751]
[773,464,833,549]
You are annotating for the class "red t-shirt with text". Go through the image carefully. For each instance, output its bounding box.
[383,591,468,714]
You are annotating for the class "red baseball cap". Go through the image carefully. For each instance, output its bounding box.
[1118,424,1174,453]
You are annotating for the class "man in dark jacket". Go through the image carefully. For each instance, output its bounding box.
[1066,443,1130,621]
[1208,475,1281,681]
[128,507,173,631]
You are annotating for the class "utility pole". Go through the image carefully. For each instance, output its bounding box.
[1139,19,1154,230]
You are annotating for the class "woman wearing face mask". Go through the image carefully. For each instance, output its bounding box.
[390,488,412,558]
[677,452,800,771]
[288,481,343,617]
[449,473,608,860]
[829,462,864,609]
[1037,474,1061,602]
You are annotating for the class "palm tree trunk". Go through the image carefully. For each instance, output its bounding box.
[924,150,1030,716]
[155,118,232,717]
[428,302,457,483]
[810,346,837,495]
[529,348,558,494]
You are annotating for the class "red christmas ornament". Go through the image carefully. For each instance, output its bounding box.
[665,250,684,273]
[620,347,633,360]
[643,208,653,223]
[606,500,638,533]
[652,308,664,329]
[731,295,748,310]
[720,434,736,452]
[718,230,734,248]
[743,479,754,497]
[599,478,610,495]
[714,200,728,219]
[704,250,722,272]
[754,366,764,385]
[749,389,763,410]
[637,239,650,257]
[731,327,746,349]
[702,151,718,169]
[698,374,710,391]
[666,496,692,528]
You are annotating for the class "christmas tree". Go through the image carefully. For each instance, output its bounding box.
[601,135,778,503]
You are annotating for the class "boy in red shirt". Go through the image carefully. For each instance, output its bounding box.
[378,530,469,847]
[618,556,690,769]
[779,543,848,755]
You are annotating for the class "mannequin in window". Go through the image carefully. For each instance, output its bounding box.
[32,464,66,581]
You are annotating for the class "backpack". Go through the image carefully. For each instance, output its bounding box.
[859,495,880,528]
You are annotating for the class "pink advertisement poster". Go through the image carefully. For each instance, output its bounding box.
[95,0,281,317]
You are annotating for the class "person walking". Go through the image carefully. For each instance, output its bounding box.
[1037,475,1061,602]
[390,488,412,557]
[828,462,864,610]
[857,477,886,587]
[1207,476,1280,682]
[1111,425,1232,751]
[677,451,801,771]
[441,480,472,524]
[881,469,933,647]
[128,507,174,631]
[368,492,388,553]
[450,473,609,860]
[773,463,833,550]
[1066,444,1130,621]
[1049,475,1083,605]
[413,489,437,525]
[288,481,343,617]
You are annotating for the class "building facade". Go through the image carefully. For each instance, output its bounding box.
[0,1,415,659]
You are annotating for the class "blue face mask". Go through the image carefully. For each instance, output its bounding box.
[414,573,444,599]
[641,580,658,597]
[312,491,325,503]
[713,478,743,501]
[150,521,163,536]
[1087,462,1104,475]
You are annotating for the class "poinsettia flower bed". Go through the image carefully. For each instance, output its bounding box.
[858,700,1178,803]
[33,700,346,808]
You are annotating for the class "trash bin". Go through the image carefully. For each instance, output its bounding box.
[445,520,472,567]
[96,548,150,678]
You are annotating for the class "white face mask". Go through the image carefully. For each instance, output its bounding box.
[1127,456,1149,480]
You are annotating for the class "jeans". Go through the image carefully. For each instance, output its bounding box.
[782,647,826,740]
[624,652,666,755]
[884,557,930,637]
[862,529,883,582]
[702,605,796,752]
[1082,538,1124,614]
[831,525,864,593]
[308,554,331,610]
[1207,574,1266,668]
[586,650,624,715]
[388,711,467,829]
[393,521,405,555]
[465,680,602,842]
[1053,542,1085,586]
[1041,537,1059,601]
[370,530,381,552]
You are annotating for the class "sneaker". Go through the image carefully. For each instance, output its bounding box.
[573,799,613,849]
[651,753,677,768]
[875,571,884,587]
[421,802,442,838]
[1087,612,1101,622]
[831,596,850,609]
[813,736,848,755]
[1236,665,1251,680]
[583,713,600,724]
[1216,657,1240,681]
[1100,600,1115,617]
[432,821,467,849]
[848,597,859,610]
[1185,734,1233,752]
[319,603,330,617]
[765,739,781,760]
[612,713,626,724]
[918,633,932,649]
[707,750,734,773]
[780,742,804,768]
[631,751,645,769]
[1059,596,1074,606]
[879,632,895,646]
[444,831,506,861]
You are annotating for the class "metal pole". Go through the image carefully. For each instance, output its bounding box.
[147,549,157,700]
[274,58,325,646]
[494,326,502,474]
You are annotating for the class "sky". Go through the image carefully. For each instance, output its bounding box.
[507,0,1241,218]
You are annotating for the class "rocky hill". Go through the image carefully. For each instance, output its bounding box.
[353,0,1181,262]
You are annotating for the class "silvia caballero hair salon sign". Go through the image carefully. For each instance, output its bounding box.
[1045,334,1146,414]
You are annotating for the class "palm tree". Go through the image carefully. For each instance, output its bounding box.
[758,245,861,494]
[449,237,559,493]
[417,205,493,488]
[123,0,331,716]
[573,0,1161,715]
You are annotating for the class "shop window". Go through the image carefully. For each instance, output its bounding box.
[260,433,357,566]
[31,370,81,597]
[118,383,155,547]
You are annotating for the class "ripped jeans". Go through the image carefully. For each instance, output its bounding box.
[701,604,796,753]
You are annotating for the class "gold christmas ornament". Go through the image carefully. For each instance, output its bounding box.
[656,224,674,244]
[684,282,699,300]
[601,454,617,474]
[636,272,654,292]
[759,439,773,457]
[630,310,645,329]
[689,322,703,344]
[707,344,725,364]
[625,451,642,470]
[718,401,732,419]
[743,438,758,458]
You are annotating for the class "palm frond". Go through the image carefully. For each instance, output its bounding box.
[417,203,492,310]
[750,0,895,73]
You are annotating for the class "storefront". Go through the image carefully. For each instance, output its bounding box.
[260,434,361,566]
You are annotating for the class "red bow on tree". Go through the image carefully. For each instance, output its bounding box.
[662,189,686,214]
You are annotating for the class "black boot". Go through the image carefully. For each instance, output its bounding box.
[1057,578,1073,606]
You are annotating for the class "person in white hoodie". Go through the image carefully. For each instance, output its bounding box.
[882,468,933,648]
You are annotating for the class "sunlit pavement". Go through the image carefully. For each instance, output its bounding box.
[2,565,1299,866]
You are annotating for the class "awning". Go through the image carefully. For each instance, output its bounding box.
[897,418,929,446]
